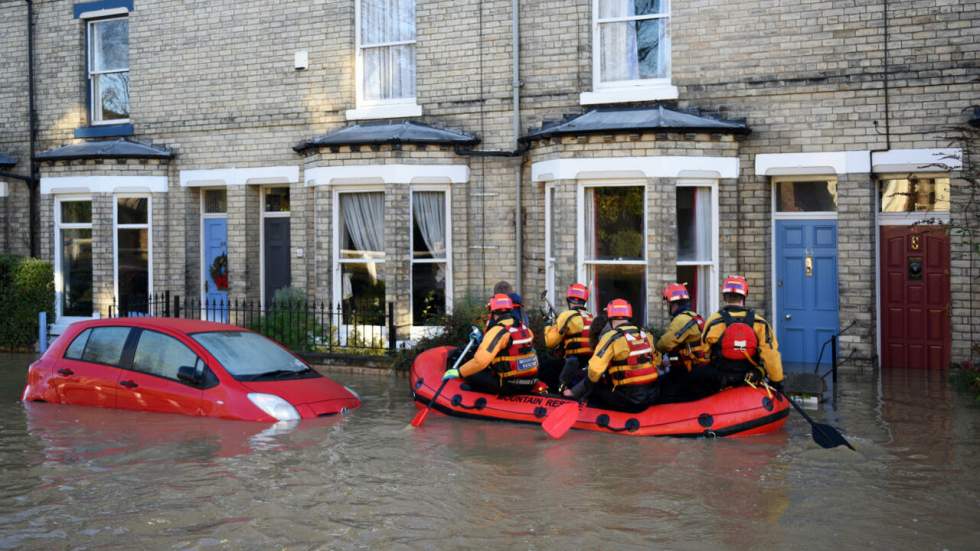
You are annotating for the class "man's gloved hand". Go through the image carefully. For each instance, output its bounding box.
[443,368,461,381]
[769,379,784,392]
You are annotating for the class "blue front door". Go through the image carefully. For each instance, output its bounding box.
[203,218,229,322]
[775,220,839,367]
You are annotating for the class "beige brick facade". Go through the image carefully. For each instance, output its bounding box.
[1,0,977,369]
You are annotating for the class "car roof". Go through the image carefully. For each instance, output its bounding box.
[72,317,246,334]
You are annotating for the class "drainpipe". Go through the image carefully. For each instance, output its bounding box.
[454,0,525,292]
[25,0,40,257]
[512,0,522,294]
[869,0,891,370]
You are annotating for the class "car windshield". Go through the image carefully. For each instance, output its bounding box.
[192,331,315,381]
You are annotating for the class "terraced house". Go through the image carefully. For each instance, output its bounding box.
[1,0,978,370]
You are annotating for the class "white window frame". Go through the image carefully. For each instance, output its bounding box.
[769,176,839,334]
[544,184,557,307]
[54,195,95,322]
[349,0,422,121]
[87,15,130,125]
[676,179,720,315]
[576,180,649,323]
[199,188,228,307]
[410,185,453,338]
[582,0,677,105]
[332,187,387,340]
[113,194,153,314]
[259,186,291,308]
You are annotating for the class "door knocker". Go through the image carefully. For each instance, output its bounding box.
[804,248,814,278]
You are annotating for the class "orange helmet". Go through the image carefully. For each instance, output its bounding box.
[605,299,633,319]
[662,283,690,303]
[566,283,589,303]
[722,275,749,297]
[488,293,514,312]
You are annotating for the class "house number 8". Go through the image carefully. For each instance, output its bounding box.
[911,235,921,250]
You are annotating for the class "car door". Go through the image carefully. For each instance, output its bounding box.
[115,328,206,416]
[49,326,132,409]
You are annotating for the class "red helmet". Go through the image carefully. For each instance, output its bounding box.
[605,299,633,319]
[488,293,514,312]
[662,283,690,303]
[722,275,749,297]
[566,283,589,302]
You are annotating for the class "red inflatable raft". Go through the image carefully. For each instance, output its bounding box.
[410,346,789,437]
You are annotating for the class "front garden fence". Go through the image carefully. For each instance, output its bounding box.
[105,292,395,355]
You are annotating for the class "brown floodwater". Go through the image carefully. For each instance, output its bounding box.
[0,352,978,550]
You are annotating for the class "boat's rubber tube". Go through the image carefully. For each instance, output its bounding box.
[410,346,789,437]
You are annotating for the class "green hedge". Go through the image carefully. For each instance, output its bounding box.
[0,255,54,351]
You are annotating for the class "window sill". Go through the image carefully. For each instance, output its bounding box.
[345,103,422,121]
[579,85,679,106]
[74,123,134,139]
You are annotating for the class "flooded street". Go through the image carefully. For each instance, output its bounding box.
[1,352,978,550]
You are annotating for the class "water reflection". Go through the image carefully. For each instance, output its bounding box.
[0,353,978,550]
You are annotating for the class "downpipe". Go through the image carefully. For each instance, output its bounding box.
[25,0,40,257]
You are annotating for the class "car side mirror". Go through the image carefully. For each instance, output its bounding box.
[177,365,200,386]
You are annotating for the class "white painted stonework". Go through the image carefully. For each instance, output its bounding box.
[179,166,300,187]
[41,176,168,194]
[531,156,740,182]
[754,151,871,176]
[305,164,469,187]
[871,148,963,173]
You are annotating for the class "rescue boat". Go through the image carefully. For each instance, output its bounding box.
[410,346,790,437]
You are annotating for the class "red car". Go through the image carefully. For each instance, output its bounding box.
[22,318,361,422]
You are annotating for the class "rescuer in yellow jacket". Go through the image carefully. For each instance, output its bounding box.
[542,283,594,391]
[656,282,710,372]
[443,294,540,395]
[563,299,661,413]
[700,276,784,392]
[655,282,712,402]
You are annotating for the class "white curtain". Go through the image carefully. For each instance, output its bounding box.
[341,192,384,256]
[361,0,416,100]
[341,193,384,298]
[696,266,710,313]
[584,188,597,260]
[412,192,446,259]
[694,187,712,262]
[599,1,639,82]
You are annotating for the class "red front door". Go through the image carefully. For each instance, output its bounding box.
[880,226,951,369]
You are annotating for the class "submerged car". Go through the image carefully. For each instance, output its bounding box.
[22,318,361,422]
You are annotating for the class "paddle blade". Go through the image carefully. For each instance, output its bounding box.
[811,422,856,451]
[542,403,580,440]
[410,407,431,428]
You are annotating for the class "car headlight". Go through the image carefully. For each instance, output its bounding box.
[343,385,361,401]
[247,393,300,422]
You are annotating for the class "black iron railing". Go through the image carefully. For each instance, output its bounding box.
[106,291,395,355]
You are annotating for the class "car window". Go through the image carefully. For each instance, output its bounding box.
[64,328,92,360]
[192,331,310,379]
[132,330,200,382]
[80,327,132,366]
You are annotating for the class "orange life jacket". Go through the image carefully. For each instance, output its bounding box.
[489,321,539,380]
[562,310,593,358]
[606,326,658,388]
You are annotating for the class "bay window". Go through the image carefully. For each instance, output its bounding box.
[88,16,130,124]
[675,182,718,314]
[411,189,450,326]
[56,199,94,318]
[336,191,386,325]
[114,196,151,315]
[352,0,420,119]
[581,185,647,321]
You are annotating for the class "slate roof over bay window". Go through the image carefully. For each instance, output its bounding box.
[295,121,478,153]
[525,105,750,140]
[35,139,172,161]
